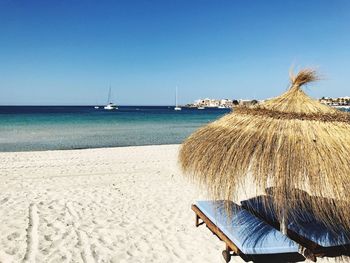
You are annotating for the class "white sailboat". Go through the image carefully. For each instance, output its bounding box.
[174,86,182,111]
[104,86,118,110]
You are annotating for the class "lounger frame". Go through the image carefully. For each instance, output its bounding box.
[192,204,241,262]
[192,204,306,263]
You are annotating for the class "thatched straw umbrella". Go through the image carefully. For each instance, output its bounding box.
[179,69,350,232]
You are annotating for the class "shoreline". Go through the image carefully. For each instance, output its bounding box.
[0,143,182,154]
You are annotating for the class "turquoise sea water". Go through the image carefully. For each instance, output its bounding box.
[0,106,230,152]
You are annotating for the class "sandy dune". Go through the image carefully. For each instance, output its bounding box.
[0,145,348,262]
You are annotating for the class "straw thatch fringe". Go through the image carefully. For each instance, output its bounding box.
[179,68,350,230]
[235,107,350,123]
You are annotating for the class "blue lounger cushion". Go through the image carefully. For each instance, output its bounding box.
[196,200,299,255]
[241,196,350,248]
[289,221,350,248]
[241,195,314,225]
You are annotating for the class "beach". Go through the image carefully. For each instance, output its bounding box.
[2,0,350,261]
[0,145,348,263]
[0,145,224,263]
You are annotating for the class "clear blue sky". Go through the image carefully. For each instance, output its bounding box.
[1,0,350,105]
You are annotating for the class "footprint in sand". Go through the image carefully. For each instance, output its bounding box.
[7,232,20,241]
[0,197,9,205]
[44,234,52,241]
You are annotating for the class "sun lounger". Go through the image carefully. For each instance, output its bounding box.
[241,196,350,261]
[192,200,301,262]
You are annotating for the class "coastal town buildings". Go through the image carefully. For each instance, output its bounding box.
[319,96,350,107]
[186,98,259,108]
[185,96,350,109]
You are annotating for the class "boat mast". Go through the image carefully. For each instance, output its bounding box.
[175,86,178,107]
[107,86,112,104]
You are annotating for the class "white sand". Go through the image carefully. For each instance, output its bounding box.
[0,145,347,263]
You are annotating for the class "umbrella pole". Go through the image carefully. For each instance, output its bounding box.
[281,212,288,235]
[280,201,288,235]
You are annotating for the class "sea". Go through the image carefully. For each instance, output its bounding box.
[0,106,230,152]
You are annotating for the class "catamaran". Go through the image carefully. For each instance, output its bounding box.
[104,87,118,110]
[174,86,182,111]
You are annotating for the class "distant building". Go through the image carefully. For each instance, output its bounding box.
[319,96,350,107]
